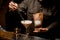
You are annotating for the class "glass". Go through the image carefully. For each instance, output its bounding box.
[21,20,32,40]
[33,8,43,32]
[34,20,42,32]
[21,20,32,33]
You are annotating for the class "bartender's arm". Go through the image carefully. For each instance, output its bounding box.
[40,21,58,32]
[9,0,28,11]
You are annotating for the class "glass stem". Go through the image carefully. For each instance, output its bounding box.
[25,24,28,34]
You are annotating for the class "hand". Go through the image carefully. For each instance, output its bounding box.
[33,28,40,32]
[40,28,48,32]
[9,1,18,11]
[33,28,48,33]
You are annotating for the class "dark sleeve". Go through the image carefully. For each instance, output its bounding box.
[18,0,28,12]
[46,21,59,30]
[45,7,59,30]
[43,8,52,16]
[13,0,23,4]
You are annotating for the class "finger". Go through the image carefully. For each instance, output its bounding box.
[13,3,18,9]
[9,5,13,9]
[41,28,45,30]
[9,5,14,9]
[9,1,15,7]
[46,29,48,31]
[40,28,48,30]
[9,2,14,6]
[13,7,18,11]
[10,1,15,5]
[9,3,16,9]
[10,3,18,8]
[9,3,14,8]
[14,3,18,6]
[42,28,48,31]
[9,6,16,11]
[13,6,18,9]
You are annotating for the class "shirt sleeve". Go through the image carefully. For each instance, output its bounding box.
[47,21,58,30]
[18,0,28,12]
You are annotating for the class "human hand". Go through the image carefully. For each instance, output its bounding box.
[33,28,48,33]
[40,28,48,32]
[9,1,18,11]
